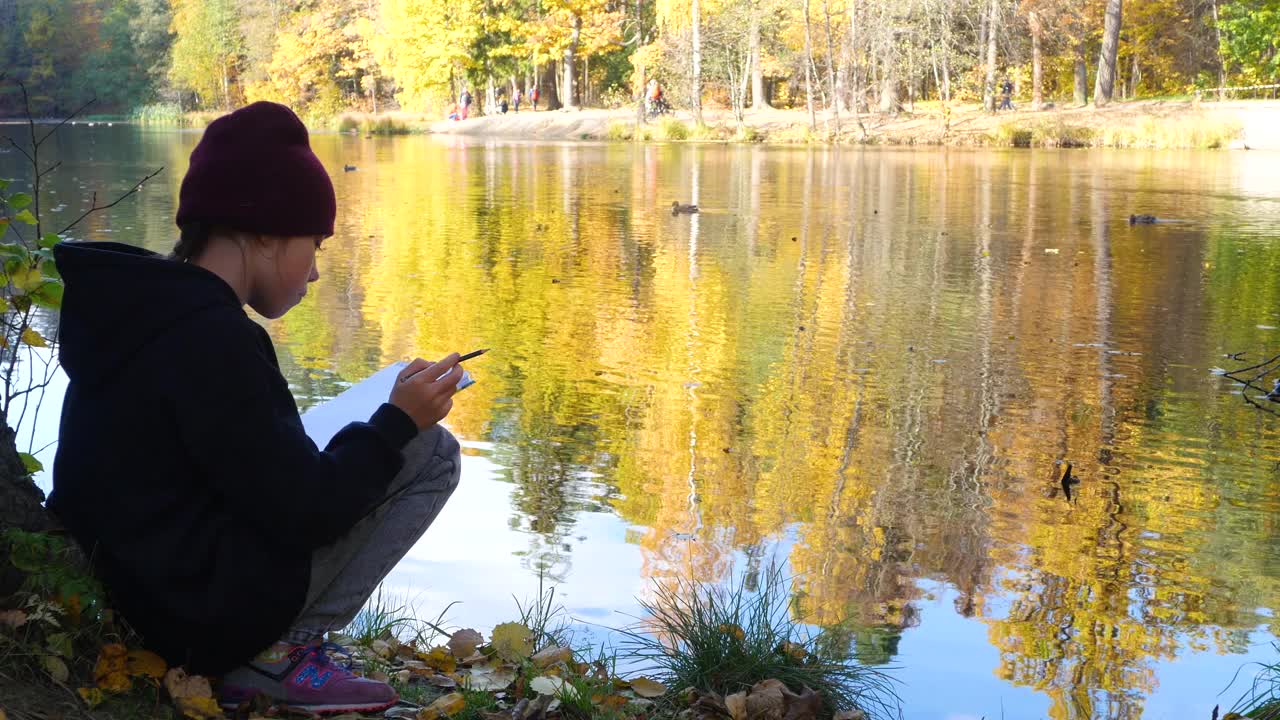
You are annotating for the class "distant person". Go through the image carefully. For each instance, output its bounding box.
[447,102,459,121]
[497,91,508,115]
[514,88,523,113]
[460,88,473,119]
[47,101,464,713]
[531,86,540,111]
[999,79,1014,111]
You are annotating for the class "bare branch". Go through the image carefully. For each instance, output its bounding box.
[58,167,165,237]
[37,98,97,147]
[37,160,63,180]
[2,136,34,165]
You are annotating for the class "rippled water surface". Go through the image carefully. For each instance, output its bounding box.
[8,127,1280,719]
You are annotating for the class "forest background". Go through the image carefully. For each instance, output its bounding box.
[0,0,1277,126]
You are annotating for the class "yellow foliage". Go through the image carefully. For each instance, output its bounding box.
[489,621,533,661]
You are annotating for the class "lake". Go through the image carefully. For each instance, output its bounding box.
[6,125,1280,719]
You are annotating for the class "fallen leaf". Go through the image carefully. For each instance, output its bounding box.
[746,679,786,720]
[173,696,223,720]
[530,645,572,668]
[489,622,533,661]
[370,670,389,683]
[371,639,395,659]
[421,646,457,674]
[78,688,105,708]
[780,685,822,720]
[426,673,457,689]
[93,644,131,692]
[725,692,747,720]
[126,648,167,679]
[529,675,565,696]
[717,623,746,641]
[602,694,629,709]
[832,711,867,720]
[630,677,668,698]
[465,666,517,691]
[42,655,69,683]
[448,628,483,659]
[164,669,211,697]
[417,692,466,720]
[0,609,27,629]
[776,641,807,661]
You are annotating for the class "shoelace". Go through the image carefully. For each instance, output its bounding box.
[289,641,355,670]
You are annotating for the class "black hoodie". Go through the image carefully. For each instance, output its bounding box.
[48,242,419,674]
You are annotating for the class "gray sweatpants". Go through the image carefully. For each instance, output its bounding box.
[282,424,461,645]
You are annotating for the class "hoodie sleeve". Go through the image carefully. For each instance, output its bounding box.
[164,308,418,551]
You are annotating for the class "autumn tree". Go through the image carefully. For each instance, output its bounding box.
[169,0,245,108]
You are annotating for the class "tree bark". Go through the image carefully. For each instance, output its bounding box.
[1094,0,1122,107]
[822,0,839,134]
[691,0,703,124]
[749,4,768,109]
[1029,10,1043,109]
[1128,46,1140,98]
[562,14,582,109]
[1211,0,1225,99]
[1073,41,1088,106]
[803,0,815,128]
[982,0,998,112]
[542,62,562,110]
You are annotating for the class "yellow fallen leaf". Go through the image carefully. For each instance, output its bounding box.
[94,644,132,693]
[717,624,745,641]
[464,666,516,691]
[529,675,566,696]
[725,692,747,720]
[173,695,223,720]
[489,622,532,661]
[630,677,668,698]
[78,687,105,708]
[417,692,466,720]
[126,648,167,679]
[447,628,483,659]
[420,646,457,674]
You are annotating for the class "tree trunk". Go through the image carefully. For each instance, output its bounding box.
[562,14,582,109]
[691,0,703,124]
[803,0,815,129]
[982,0,998,112]
[1029,11,1043,109]
[0,419,56,597]
[1128,46,1140,98]
[749,5,768,109]
[821,0,840,134]
[542,63,562,110]
[1211,0,1225,99]
[1094,0,1122,107]
[1073,41,1088,106]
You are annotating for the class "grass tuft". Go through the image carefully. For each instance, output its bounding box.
[1226,651,1280,719]
[657,118,690,141]
[617,569,899,719]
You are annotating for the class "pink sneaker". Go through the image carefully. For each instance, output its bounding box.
[219,643,397,714]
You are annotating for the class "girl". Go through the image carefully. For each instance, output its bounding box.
[49,101,463,714]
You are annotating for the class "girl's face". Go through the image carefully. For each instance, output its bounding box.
[247,235,323,319]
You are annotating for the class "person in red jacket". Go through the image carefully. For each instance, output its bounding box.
[49,101,464,715]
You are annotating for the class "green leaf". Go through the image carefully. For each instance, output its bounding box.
[31,280,63,310]
[0,242,28,260]
[38,233,59,249]
[45,631,73,658]
[0,219,8,236]
[8,192,32,210]
[14,209,37,225]
[0,178,10,191]
[18,452,43,474]
[38,258,60,280]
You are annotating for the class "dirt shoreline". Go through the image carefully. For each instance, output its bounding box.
[424,100,1280,150]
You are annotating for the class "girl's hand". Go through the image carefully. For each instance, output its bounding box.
[389,354,463,430]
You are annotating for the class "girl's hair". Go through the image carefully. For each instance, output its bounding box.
[171,222,212,262]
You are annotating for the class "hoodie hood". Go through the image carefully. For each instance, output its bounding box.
[54,242,243,388]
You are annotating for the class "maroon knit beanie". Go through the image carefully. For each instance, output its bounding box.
[175,101,335,237]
